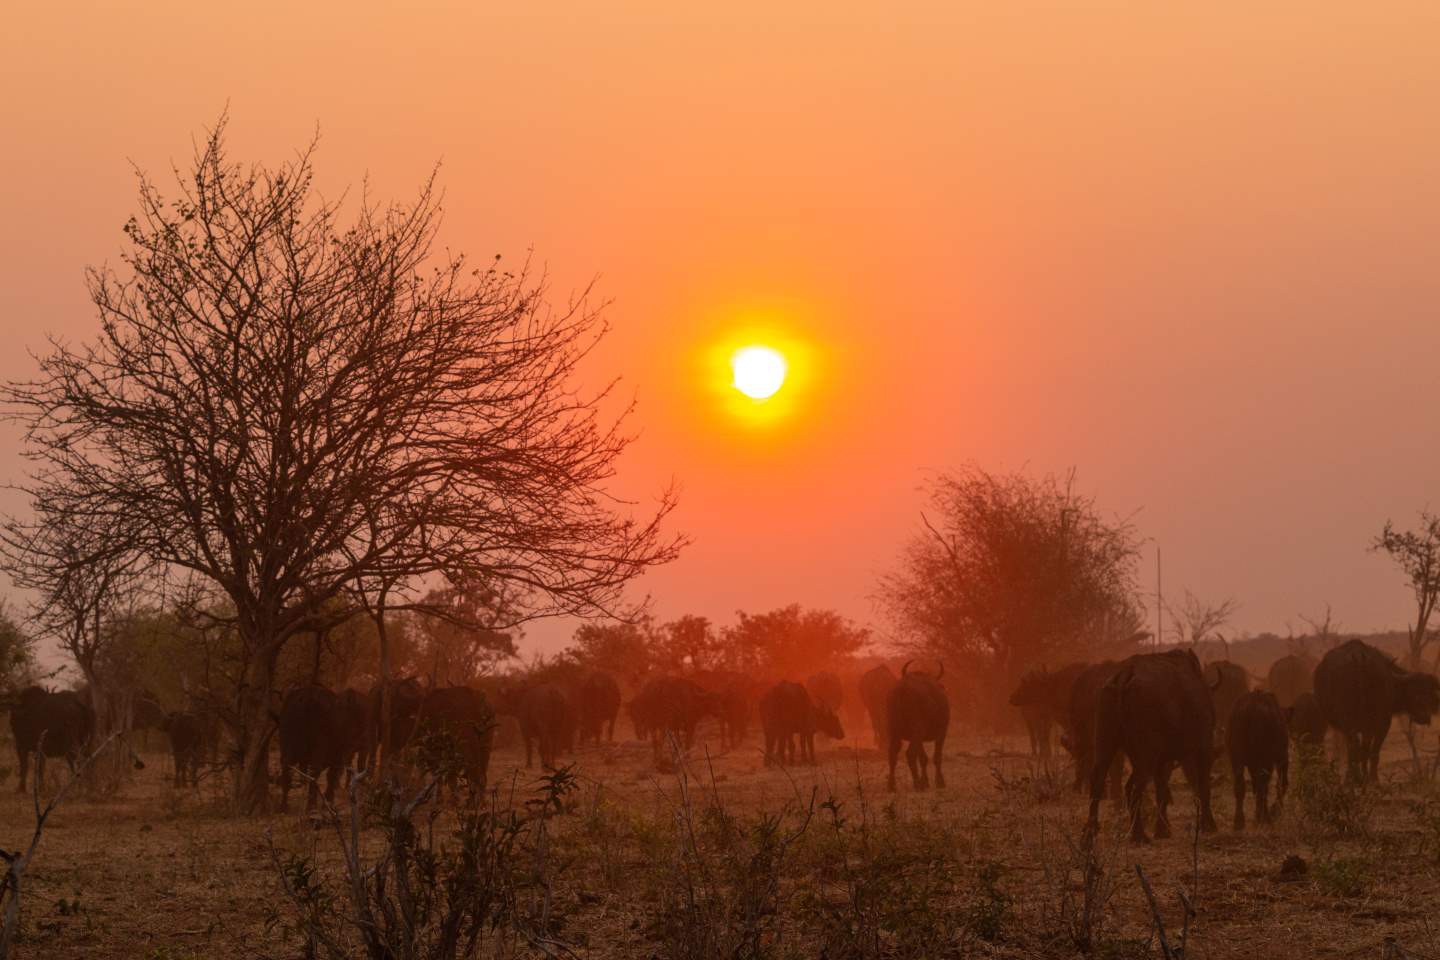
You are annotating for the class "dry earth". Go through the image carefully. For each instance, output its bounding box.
[4,723,1440,960]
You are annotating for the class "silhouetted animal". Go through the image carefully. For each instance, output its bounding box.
[858,664,898,748]
[1063,660,1123,796]
[575,672,621,745]
[760,681,844,766]
[1010,662,1087,760]
[1267,653,1317,709]
[1227,691,1289,830]
[1314,639,1440,783]
[366,677,425,771]
[629,676,723,754]
[335,688,370,773]
[505,682,575,769]
[704,672,759,749]
[1087,649,1217,842]
[885,661,950,791]
[417,686,496,793]
[10,686,93,793]
[163,711,205,787]
[278,685,355,812]
[1203,660,1251,743]
[805,672,844,712]
[1287,691,1327,746]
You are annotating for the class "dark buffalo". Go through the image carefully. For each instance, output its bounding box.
[417,686,496,793]
[1314,639,1440,783]
[1227,691,1289,830]
[858,665,898,748]
[885,661,950,791]
[1203,660,1251,743]
[1267,653,1317,709]
[1287,691,1327,746]
[575,672,621,745]
[366,677,425,771]
[278,685,357,812]
[759,681,844,766]
[163,712,206,787]
[705,672,760,749]
[1087,649,1217,842]
[503,682,574,769]
[1063,661,1123,796]
[10,687,94,793]
[629,676,723,755]
[335,688,370,773]
[1010,662,1087,761]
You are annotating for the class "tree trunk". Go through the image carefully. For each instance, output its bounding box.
[376,598,394,779]
[232,647,279,813]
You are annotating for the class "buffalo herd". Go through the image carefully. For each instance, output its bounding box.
[7,638,1438,831]
[1010,638,1440,841]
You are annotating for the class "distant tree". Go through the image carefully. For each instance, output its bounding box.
[1373,511,1440,670]
[1167,590,1240,652]
[875,466,1144,726]
[1297,602,1341,654]
[651,614,718,674]
[719,605,869,679]
[2,117,681,810]
[0,601,37,694]
[563,617,654,685]
[409,579,521,687]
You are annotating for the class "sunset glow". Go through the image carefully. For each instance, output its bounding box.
[730,345,787,400]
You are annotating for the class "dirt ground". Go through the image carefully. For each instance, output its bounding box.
[5,722,1440,960]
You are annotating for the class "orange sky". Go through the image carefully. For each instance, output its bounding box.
[3,2,1440,655]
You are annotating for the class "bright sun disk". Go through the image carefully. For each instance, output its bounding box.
[731,345,787,399]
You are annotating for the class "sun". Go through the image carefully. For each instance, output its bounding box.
[730,345,788,400]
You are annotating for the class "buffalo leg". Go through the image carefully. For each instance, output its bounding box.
[804,732,816,765]
[1254,766,1272,825]
[1232,755,1247,831]
[325,765,340,806]
[887,736,902,791]
[909,740,929,790]
[1371,717,1392,783]
[16,749,28,793]
[306,764,322,813]
[1154,764,1175,839]
[933,730,947,789]
[1275,754,1289,812]
[1185,750,1218,833]
[1343,731,1364,784]
[1123,761,1152,843]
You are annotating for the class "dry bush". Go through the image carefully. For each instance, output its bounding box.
[1030,817,1137,956]
[270,767,577,960]
[1293,743,1373,840]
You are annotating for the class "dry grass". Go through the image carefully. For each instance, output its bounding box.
[4,727,1440,959]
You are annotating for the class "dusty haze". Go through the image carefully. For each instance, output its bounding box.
[3,2,1438,655]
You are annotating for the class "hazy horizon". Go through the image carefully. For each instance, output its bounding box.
[5,2,1439,665]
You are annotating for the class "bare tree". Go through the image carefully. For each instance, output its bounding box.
[1167,590,1239,652]
[1373,512,1440,670]
[1297,602,1340,654]
[4,117,681,810]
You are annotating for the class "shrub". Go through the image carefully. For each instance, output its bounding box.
[1314,857,1368,898]
[270,766,577,960]
[1293,743,1373,839]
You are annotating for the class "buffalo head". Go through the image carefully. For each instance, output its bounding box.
[1403,672,1440,725]
[814,703,845,740]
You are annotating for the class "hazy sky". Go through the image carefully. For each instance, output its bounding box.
[3,2,1439,658]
